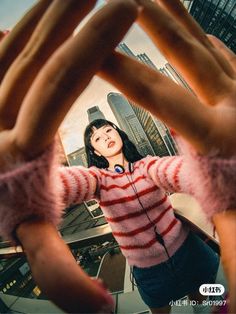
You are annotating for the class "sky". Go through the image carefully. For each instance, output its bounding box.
[0,0,168,154]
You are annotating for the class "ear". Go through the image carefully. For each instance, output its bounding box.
[94,150,101,156]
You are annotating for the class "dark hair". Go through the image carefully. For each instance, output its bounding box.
[84,119,143,168]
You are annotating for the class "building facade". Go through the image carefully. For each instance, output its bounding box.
[67,147,88,167]
[107,92,155,156]
[130,103,174,156]
[189,0,236,52]
[118,43,179,156]
[87,106,106,123]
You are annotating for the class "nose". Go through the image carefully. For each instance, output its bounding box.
[103,133,110,141]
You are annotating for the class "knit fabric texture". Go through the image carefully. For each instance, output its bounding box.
[0,143,64,244]
[176,138,236,220]
[59,158,189,268]
[59,144,236,267]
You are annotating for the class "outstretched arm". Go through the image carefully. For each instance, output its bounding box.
[0,1,140,312]
[100,2,235,156]
[59,166,101,206]
[16,221,113,313]
[11,0,139,158]
[100,0,236,312]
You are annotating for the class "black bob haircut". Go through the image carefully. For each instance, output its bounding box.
[84,119,143,168]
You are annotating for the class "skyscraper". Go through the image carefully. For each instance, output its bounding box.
[161,63,193,93]
[130,102,175,156]
[136,53,157,70]
[189,0,236,52]
[107,92,155,156]
[118,43,178,155]
[87,106,106,123]
[67,147,88,167]
[118,43,136,58]
[181,0,193,10]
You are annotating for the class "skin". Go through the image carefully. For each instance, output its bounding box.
[16,221,111,313]
[91,125,128,170]
[99,1,236,313]
[0,0,235,312]
[0,0,139,312]
[0,0,98,130]
[90,125,208,314]
[0,0,51,82]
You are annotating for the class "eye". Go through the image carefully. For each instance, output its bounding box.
[106,128,112,133]
[95,137,100,142]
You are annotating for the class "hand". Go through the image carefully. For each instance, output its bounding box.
[0,0,97,163]
[0,0,139,262]
[100,0,236,158]
[0,0,139,163]
[0,1,139,312]
[99,1,236,312]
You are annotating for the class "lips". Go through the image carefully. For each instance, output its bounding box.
[108,141,115,148]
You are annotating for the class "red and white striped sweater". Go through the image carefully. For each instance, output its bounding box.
[59,155,190,268]
[1,141,235,247]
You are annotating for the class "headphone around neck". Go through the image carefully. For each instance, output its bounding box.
[113,162,166,246]
[113,162,177,284]
[114,162,133,174]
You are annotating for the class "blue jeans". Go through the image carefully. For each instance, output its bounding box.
[133,232,219,308]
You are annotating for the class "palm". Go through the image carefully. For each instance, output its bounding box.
[0,0,98,163]
[101,0,236,157]
[99,4,236,312]
[0,0,138,162]
[208,84,236,156]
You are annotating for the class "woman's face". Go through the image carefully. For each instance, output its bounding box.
[90,125,123,158]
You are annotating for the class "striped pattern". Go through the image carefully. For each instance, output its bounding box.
[59,166,99,204]
[59,155,189,267]
[147,156,184,192]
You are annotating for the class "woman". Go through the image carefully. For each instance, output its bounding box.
[59,118,219,313]
[0,0,235,312]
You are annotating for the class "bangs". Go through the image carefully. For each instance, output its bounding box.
[84,119,115,146]
[83,119,143,168]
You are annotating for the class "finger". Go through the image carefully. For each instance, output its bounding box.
[0,0,97,130]
[0,0,51,82]
[135,0,234,105]
[212,210,236,313]
[156,0,235,78]
[207,34,236,72]
[0,30,5,42]
[100,51,214,154]
[13,0,139,158]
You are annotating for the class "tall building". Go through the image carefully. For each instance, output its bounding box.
[136,53,157,70]
[153,118,178,156]
[181,0,193,10]
[67,147,88,167]
[189,0,236,52]
[130,103,174,156]
[107,92,155,156]
[118,43,178,155]
[118,43,136,58]
[87,106,106,123]
[160,63,193,93]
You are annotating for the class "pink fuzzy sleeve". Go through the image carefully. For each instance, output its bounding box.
[146,137,236,220]
[0,143,64,244]
[145,155,184,193]
[58,166,100,207]
[176,138,236,220]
